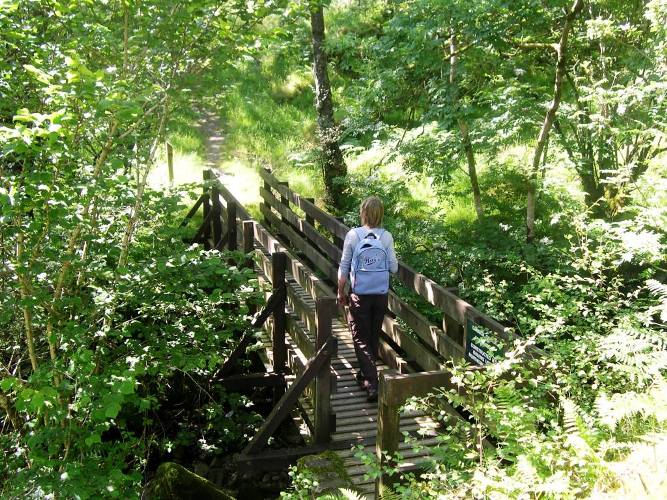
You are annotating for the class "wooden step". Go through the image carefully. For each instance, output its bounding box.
[252,242,446,500]
[332,420,439,444]
[335,437,441,459]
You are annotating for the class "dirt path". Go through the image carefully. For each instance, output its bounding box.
[195,110,262,212]
[197,112,225,170]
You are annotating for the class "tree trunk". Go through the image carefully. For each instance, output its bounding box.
[45,121,118,363]
[0,391,20,430]
[16,231,39,372]
[526,0,583,242]
[117,104,169,270]
[310,3,346,211]
[449,31,483,220]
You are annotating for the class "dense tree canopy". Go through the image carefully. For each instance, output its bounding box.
[2,0,666,498]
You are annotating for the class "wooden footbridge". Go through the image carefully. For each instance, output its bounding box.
[181,168,524,498]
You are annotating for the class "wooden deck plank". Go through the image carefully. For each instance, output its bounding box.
[248,224,442,498]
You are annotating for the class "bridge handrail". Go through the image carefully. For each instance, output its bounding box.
[187,169,544,485]
[183,171,339,449]
[257,167,526,367]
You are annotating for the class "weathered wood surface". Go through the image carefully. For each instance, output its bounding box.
[256,167,532,366]
[226,201,237,251]
[243,335,337,455]
[208,170,517,496]
[260,170,513,364]
[314,297,336,445]
[255,272,443,497]
[271,252,288,372]
[211,182,223,249]
[202,170,212,248]
[179,194,204,227]
[218,372,285,392]
[190,209,215,244]
[235,445,329,472]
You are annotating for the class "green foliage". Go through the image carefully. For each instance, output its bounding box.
[0,1,276,496]
[336,120,666,500]
[3,0,664,498]
[1,180,263,497]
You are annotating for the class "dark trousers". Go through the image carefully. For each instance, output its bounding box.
[347,293,388,391]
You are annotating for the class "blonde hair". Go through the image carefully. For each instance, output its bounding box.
[360,196,384,227]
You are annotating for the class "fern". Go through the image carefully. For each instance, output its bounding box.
[494,385,523,414]
[562,398,598,457]
[562,398,581,436]
[377,486,402,500]
[596,324,667,386]
[336,488,364,500]
[595,379,667,430]
[647,279,667,323]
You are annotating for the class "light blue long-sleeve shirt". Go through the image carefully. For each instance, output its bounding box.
[337,226,399,280]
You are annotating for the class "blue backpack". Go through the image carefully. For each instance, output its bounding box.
[350,228,390,295]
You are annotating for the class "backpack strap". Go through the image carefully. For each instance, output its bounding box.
[353,227,365,243]
[354,227,385,242]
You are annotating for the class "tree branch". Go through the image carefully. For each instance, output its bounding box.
[526,0,584,242]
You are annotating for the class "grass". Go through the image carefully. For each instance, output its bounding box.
[217,61,316,172]
[148,149,207,191]
[148,112,208,192]
[217,157,263,219]
[144,11,667,499]
[153,0,666,232]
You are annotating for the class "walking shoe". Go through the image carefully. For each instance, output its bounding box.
[355,370,365,388]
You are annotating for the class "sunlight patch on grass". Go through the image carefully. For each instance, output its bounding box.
[497,143,584,202]
[442,198,477,226]
[344,137,441,210]
[218,157,263,218]
[275,165,323,200]
[270,70,312,102]
[168,131,205,156]
[637,152,667,209]
[148,149,207,191]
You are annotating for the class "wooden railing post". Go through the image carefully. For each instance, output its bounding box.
[243,220,254,268]
[376,370,400,499]
[442,288,464,347]
[443,315,464,347]
[314,296,336,444]
[227,201,237,251]
[262,168,272,227]
[271,252,287,372]
[202,170,212,249]
[305,198,315,226]
[166,142,174,185]
[211,179,223,250]
[279,180,301,237]
[278,181,289,211]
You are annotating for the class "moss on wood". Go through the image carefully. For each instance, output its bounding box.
[296,451,355,495]
[143,462,235,500]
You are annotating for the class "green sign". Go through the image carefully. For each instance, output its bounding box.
[465,318,503,366]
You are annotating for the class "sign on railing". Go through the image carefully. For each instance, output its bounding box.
[465,318,504,366]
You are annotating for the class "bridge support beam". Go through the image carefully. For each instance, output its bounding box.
[314,297,336,445]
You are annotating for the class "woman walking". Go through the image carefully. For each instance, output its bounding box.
[337,197,398,402]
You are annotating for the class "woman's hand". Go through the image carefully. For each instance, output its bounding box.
[337,289,348,306]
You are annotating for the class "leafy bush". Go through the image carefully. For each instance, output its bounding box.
[339,131,666,498]
[0,182,263,497]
